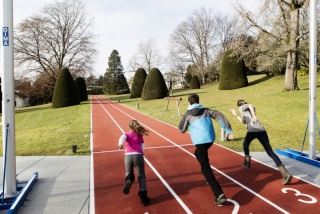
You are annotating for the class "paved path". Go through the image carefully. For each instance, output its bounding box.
[0,156,90,214]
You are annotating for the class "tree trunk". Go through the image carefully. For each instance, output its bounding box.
[284,9,300,91]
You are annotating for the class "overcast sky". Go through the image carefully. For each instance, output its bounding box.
[13,0,260,79]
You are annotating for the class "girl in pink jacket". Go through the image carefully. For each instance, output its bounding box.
[118,120,150,206]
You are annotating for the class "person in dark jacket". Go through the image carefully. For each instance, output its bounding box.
[179,93,234,205]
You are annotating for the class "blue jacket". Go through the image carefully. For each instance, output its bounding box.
[179,104,233,145]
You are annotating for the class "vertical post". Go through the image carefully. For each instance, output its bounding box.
[1,0,17,197]
[309,0,317,159]
[220,128,225,141]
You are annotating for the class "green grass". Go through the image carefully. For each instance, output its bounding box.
[0,101,91,156]
[1,74,319,156]
[108,74,320,153]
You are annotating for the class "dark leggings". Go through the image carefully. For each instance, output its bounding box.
[243,131,283,167]
[195,143,223,198]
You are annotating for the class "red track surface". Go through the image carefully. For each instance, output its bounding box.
[91,95,320,214]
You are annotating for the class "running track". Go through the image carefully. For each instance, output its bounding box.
[91,95,320,214]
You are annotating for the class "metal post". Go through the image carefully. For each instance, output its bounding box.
[220,128,225,141]
[309,0,317,160]
[1,0,17,197]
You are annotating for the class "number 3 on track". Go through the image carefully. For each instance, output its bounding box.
[282,188,317,204]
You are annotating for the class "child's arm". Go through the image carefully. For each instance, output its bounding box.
[230,108,243,123]
[118,134,127,150]
[248,104,257,122]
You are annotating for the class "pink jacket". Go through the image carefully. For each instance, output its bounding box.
[119,131,144,155]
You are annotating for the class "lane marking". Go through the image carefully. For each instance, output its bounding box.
[282,188,317,204]
[93,96,192,214]
[227,199,240,214]
[93,144,194,154]
[145,158,192,214]
[90,98,95,214]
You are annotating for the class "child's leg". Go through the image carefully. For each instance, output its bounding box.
[258,132,292,185]
[123,155,135,194]
[134,155,147,191]
[125,155,135,178]
[257,131,282,167]
[134,154,150,206]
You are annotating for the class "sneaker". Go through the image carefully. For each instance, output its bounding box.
[140,196,150,206]
[123,180,132,194]
[214,194,227,205]
[138,191,150,206]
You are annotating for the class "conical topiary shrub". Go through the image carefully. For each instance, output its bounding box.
[130,68,147,98]
[52,67,80,108]
[75,77,88,102]
[219,49,248,90]
[141,67,168,100]
[190,75,200,89]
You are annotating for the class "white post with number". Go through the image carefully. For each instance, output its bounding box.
[1,0,17,197]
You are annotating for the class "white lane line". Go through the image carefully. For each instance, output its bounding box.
[94,96,192,214]
[90,97,95,214]
[93,144,194,154]
[97,96,290,214]
[144,157,192,214]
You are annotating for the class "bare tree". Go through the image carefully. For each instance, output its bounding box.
[169,8,242,83]
[129,38,163,73]
[233,0,309,91]
[215,13,241,54]
[169,7,217,83]
[213,13,242,76]
[14,0,97,83]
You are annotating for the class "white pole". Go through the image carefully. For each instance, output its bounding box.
[309,0,317,160]
[221,128,225,141]
[1,0,17,197]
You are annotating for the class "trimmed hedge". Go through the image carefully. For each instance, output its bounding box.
[75,77,88,102]
[130,68,147,98]
[190,75,200,89]
[52,67,80,108]
[141,67,168,100]
[219,49,248,90]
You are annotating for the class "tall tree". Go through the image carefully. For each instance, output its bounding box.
[14,0,97,86]
[103,50,129,94]
[233,0,308,91]
[129,38,163,73]
[29,73,55,105]
[169,7,217,83]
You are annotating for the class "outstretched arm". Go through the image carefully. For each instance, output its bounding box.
[209,109,234,140]
[118,134,127,150]
[230,108,243,123]
[178,113,189,133]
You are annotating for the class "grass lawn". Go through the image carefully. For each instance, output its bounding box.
[1,101,91,156]
[0,73,319,156]
[108,74,320,153]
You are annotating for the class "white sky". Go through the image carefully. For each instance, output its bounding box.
[13,0,260,79]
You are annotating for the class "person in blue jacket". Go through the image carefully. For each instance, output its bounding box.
[179,93,234,205]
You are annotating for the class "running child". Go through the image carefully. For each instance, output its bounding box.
[118,119,150,206]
